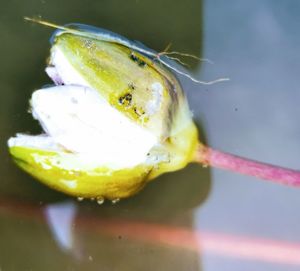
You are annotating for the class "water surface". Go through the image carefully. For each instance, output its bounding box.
[1,1,300,270]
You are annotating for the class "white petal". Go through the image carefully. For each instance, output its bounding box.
[30,85,158,168]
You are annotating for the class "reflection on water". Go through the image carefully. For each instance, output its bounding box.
[1,0,300,270]
[44,201,77,252]
[0,164,210,270]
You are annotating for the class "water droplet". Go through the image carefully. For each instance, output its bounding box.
[111,198,120,204]
[97,197,104,205]
[77,197,84,201]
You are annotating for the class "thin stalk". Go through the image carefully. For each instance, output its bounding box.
[195,145,300,186]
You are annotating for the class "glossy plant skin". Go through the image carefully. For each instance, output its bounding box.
[9,146,152,200]
[8,23,199,200]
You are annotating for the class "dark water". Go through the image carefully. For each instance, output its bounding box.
[1,1,300,270]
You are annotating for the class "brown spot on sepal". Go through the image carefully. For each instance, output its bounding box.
[129,52,147,67]
[118,93,133,107]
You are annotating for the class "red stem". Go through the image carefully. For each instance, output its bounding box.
[195,145,300,187]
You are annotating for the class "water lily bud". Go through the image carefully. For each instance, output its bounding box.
[8,23,199,200]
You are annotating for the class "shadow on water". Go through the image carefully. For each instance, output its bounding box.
[0,0,212,270]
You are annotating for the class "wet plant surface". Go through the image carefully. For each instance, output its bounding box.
[1,1,300,270]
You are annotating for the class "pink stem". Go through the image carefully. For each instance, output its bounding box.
[195,145,300,187]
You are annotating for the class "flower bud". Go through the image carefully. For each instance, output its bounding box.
[8,23,199,200]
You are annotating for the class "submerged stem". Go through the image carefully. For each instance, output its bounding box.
[195,145,300,187]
